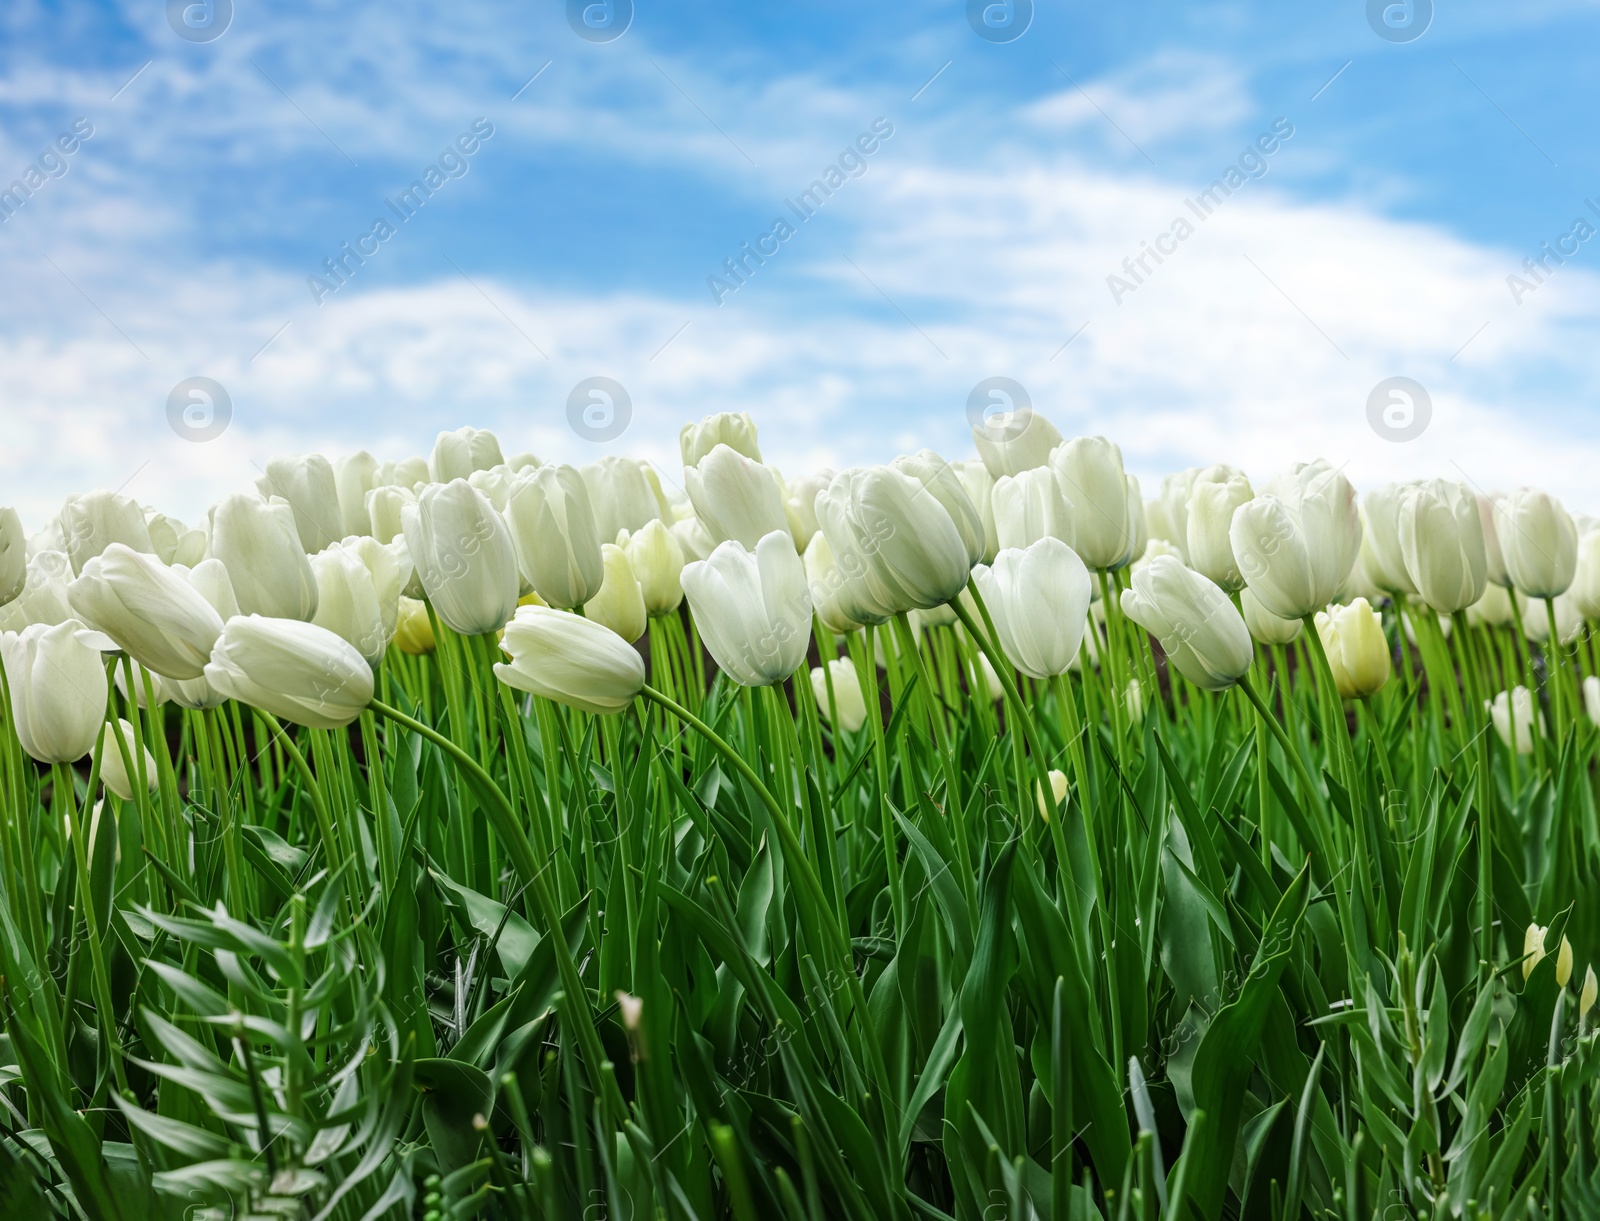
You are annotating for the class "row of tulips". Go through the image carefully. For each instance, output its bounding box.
[2,408,1600,1218]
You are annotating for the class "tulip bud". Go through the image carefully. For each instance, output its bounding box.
[335,451,379,537]
[783,470,832,552]
[1241,587,1302,645]
[1120,556,1252,692]
[971,407,1063,479]
[682,532,811,687]
[1050,437,1132,570]
[0,508,25,607]
[1517,590,1584,645]
[1315,598,1391,699]
[402,481,520,636]
[380,455,431,491]
[1230,461,1361,621]
[1560,937,1575,988]
[803,531,869,634]
[495,605,646,714]
[1496,489,1578,598]
[1133,538,1182,574]
[1036,768,1069,820]
[206,615,374,729]
[0,550,75,631]
[1586,675,1600,728]
[430,426,504,484]
[1359,485,1417,595]
[955,460,999,564]
[144,511,204,566]
[504,465,604,610]
[60,489,155,576]
[671,515,717,564]
[210,494,319,621]
[681,411,762,468]
[621,519,685,616]
[810,657,867,732]
[976,652,1004,702]
[581,455,664,545]
[67,543,226,679]
[1117,476,1148,570]
[584,544,647,644]
[1125,677,1146,724]
[1151,468,1200,562]
[1,620,110,762]
[992,465,1075,552]
[394,596,436,655]
[973,538,1093,679]
[1466,582,1513,628]
[1186,471,1254,591]
[261,454,344,554]
[310,544,396,666]
[1521,923,1573,986]
[1582,965,1598,1018]
[1569,530,1600,620]
[892,451,986,570]
[684,444,791,551]
[101,718,156,801]
[1488,686,1541,754]
[1396,480,1488,615]
[1476,492,1509,587]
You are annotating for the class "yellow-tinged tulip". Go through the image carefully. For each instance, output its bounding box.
[1523,923,1573,986]
[810,657,867,733]
[394,596,436,655]
[1315,598,1391,699]
[583,544,647,644]
[101,718,156,801]
[1582,966,1597,1019]
[495,605,645,715]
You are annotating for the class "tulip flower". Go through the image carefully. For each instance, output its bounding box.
[804,531,869,633]
[1339,540,1388,605]
[1133,538,1183,574]
[1583,675,1600,727]
[1,620,109,762]
[971,406,1063,479]
[973,538,1093,679]
[1118,476,1148,570]
[1150,468,1199,561]
[205,615,374,729]
[783,469,833,552]
[620,519,685,616]
[1186,470,1254,592]
[1568,530,1600,619]
[1488,686,1541,754]
[1359,485,1418,596]
[992,465,1075,552]
[681,411,762,467]
[1583,966,1598,1019]
[1476,492,1510,587]
[380,455,431,491]
[402,480,520,637]
[816,465,975,615]
[0,549,75,632]
[1036,768,1069,820]
[335,451,379,537]
[1466,582,1514,628]
[1121,556,1252,691]
[1230,461,1361,621]
[262,454,344,553]
[1050,436,1133,570]
[0,508,24,607]
[113,659,170,709]
[1523,923,1573,985]
[581,455,664,545]
[394,596,436,655]
[366,485,416,546]
[1495,488,1578,598]
[60,489,155,576]
[1125,677,1147,724]
[810,657,867,732]
[671,515,717,565]
[1241,587,1302,645]
[954,460,1000,564]
[1314,599,1391,699]
[583,544,647,644]
[430,425,504,484]
[682,532,812,686]
[310,544,395,666]
[495,605,646,714]
[685,444,791,550]
[975,652,1004,702]
[504,464,605,610]
[1397,480,1488,615]
[101,718,156,802]
[67,543,226,679]
[210,494,320,621]
[1516,591,1584,645]
[892,451,986,570]
[144,511,205,567]
[468,466,517,513]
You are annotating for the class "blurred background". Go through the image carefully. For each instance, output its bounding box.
[2,0,1597,526]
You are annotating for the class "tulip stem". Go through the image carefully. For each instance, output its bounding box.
[854,624,903,938]
[1545,597,1568,743]
[1238,675,1331,875]
[255,712,343,886]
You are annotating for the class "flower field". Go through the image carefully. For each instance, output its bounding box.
[1,411,1598,1219]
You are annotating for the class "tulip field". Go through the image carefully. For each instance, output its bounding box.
[5,412,1600,1220]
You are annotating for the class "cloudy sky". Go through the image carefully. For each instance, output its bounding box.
[2,0,1598,528]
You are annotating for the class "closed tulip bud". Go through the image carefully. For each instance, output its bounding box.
[581,455,663,545]
[583,544,647,643]
[681,411,762,467]
[60,489,155,576]
[1524,923,1547,979]
[621,519,685,616]
[1152,468,1200,561]
[1117,476,1148,570]
[210,494,319,621]
[1,620,109,762]
[381,455,431,491]
[1397,480,1488,614]
[1466,582,1514,628]
[955,460,999,564]
[671,514,717,564]
[1125,677,1146,724]
[1586,675,1600,727]
[1583,965,1598,1018]
[1359,485,1417,595]
[1496,489,1578,598]
[976,652,1004,702]
[1315,598,1391,699]
[892,451,986,569]
[262,454,344,553]
[1050,437,1131,570]
[1037,768,1069,820]
[430,426,504,484]
[403,481,519,636]
[803,531,869,633]
[1488,686,1541,754]
[816,465,974,614]
[1569,530,1600,619]
[973,537,1092,679]
[101,718,156,801]
[394,596,436,655]
[366,485,415,546]
[1241,587,1302,645]
[992,465,1075,552]
[971,407,1063,479]
[67,544,226,679]
[1187,472,1254,591]
[335,451,379,537]
[1230,461,1361,621]
[811,657,867,732]
[1479,492,1509,586]
[0,550,75,631]
[784,470,833,552]
[684,444,790,550]
[0,508,24,606]
[1121,556,1252,692]
[496,605,645,714]
[468,466,515,512]
[310,544,391,666]
[144,511,198,566]
[205,615,374,728]
[682,532,811,686]
[505,465,604,610]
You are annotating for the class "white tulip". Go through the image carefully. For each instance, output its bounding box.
[1571,531,1600,619]
[1229,461,1361,621]
[0,508,24,607]
[1241,587,1302,645]
[973,538,1092,679]
[505,465,604,610]
[681,411,762,467]
[335,451,379,537]
[367,485,416,546]
[1398,479,1487,615]
[681,531,811,686]
[1315,598,1391,699]
[210,494,319,621]
[495,605,646,715]
[60,490,155,576]
[816,465,973,615]
[811,657,867,732]
[430,426,504,484]
[310,546,390,666]
[205,615,374,729]
[0,550,75,631]
[1487,686,1541,754]
[1120,556,1252,692]
[671,515,718,564]
[581,456,664,545]
[620,519,685,616]
[684,444,790,550]
[101,718,157,801]
[1496,489,1578,599]
[67,543,226,679]
[1186,471,1254,592]
[262,454,344,553]
[992,465,1075,552]
[402,481,520,637]
[1,620,109,763]
[971,406,1063,479]
[784,470,833,552]
[583,544,647,644]
[1049,437,1131,570]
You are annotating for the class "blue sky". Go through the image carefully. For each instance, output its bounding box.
[3,0,1599,527]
